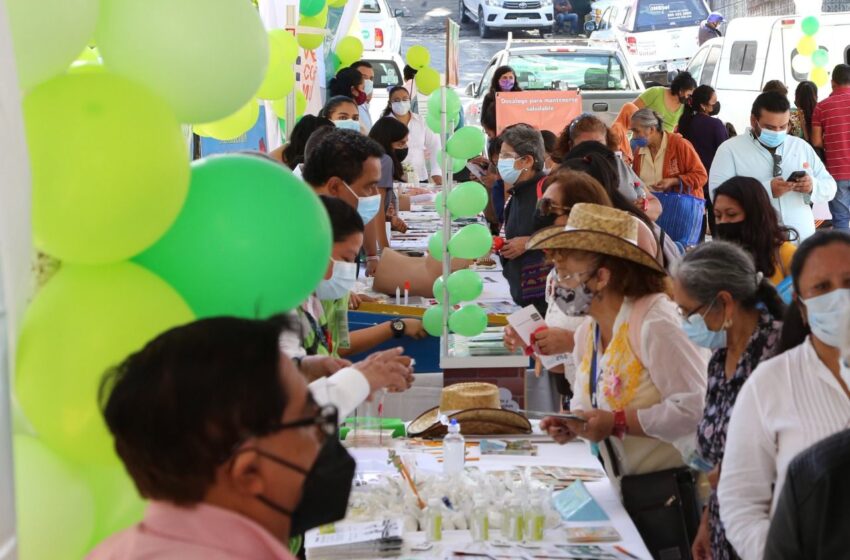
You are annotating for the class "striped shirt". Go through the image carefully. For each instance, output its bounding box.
[812,86,850,180]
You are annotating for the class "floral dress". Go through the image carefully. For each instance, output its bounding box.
[697,311,782,560]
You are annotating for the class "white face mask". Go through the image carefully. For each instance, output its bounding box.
[363,79,374,96]
[803,288,850,348]
[316,260,357,301]
[391,100,411,116]
[344,182,381,224]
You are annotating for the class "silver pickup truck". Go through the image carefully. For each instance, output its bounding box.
[461,36,645,128]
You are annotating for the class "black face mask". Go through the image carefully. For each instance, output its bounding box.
[253,436,356,536]
[679,95,690,105]
[710,101,721,116]
[394,148,409,162]
[714,221,745,243]
[533,209,558,232]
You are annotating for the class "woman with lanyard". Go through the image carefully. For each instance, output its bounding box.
[535,203,707,558]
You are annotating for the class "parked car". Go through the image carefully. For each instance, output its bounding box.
[684,13,850,133]
[360,50,406,124]
[358,0,403,53]
[587,0,709,84]
[459,0,555,39]
[462,36,645,126]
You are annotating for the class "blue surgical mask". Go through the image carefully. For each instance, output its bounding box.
[497,158,522,185]
[316,260,357,301]
[757,127,786,148]
[803,288,850,347]
[334,119,361,132]
[681,313,727,349]
[344,182,381,224]
[630,136,649,151]
[363,79,374,96]
[391,101,410,116]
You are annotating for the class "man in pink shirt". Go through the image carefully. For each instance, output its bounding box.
[812,64,850,230]
[88,316,355,559]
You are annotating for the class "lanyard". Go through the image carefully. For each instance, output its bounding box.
[588,324,601,456]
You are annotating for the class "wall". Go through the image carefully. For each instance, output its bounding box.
[709,0,850,20]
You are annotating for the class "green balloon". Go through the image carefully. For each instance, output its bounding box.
[447,126,486,160]
[15,263,195,465]
[336,36,364,66]
[449,223,492,259]
[423,305,449,336]
[447,269,484,302]
[136,155,332,318]
[300,0,326,17]
[67,60,105,74]
[428,230,445,260]
[415,67,441,95]
[199,100,260,140]
[96,0,268,123]
[7,0,99,90]
[257,30,297,99]
[426,110,443,134]
[445,153,467,173]
[298,11,328,50]
[24,73,189,264]
[427,88,462,120]
[449,304,488,337]
[801,15,819,36]
[812,48,829,68]
[82,463,145,548]
[433,276,460,305]
[270,29,299,64]
[448,181,488,217]
[14,435,96,560]
[406,45,430,69]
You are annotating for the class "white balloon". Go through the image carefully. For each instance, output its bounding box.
[792,54,813,75]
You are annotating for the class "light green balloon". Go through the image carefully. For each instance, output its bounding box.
[433,276,460,305]
[801,15,819,36]
[448,304,488,337]
[14,435,96,560]
[447,126,486,160]
[427,88,462,119]
[812,48,829,68]
[429,230,445,260]
[449,223,492,259]
[15,263,195,465]
[67,60,105,74]
[7,0,99,90]
[336,36,364,66]
[82,463,146,548]
[423,305,450,336]
[406,45,431,69]
[200,100,260,140]
[426,110,443,134]
[448,181,488,217]
[257,30,297,99]
[24,73,190,264]
[96,0,268,123]
[270,29,300,64]
[416,67,441,95]
[447,269,484,302]
[444,153,467,173]
[299,10,328,50]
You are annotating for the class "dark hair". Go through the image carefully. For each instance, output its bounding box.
[100,317,291,504]
[762,79,789,96]
[382,86,410,117]
[670,71,697,96]
[403,65,418,82]
[350,60,373,71]
[369,116,409,181]
[834,64,850,86]
[487,135,502,162]
[303,126,337,164]
[600,255,669,298]
[541,130,557,155]
[480,102,497,135]
[282,115,334,169]
[319,95,359,119]
[542,169,613,209]
[490,66,522,94]
[321,194,364,241]
[328,67,364,99]
[302,129,385,187]
[725,122,738,137]
[794,81,818,141]
[751,91,791,118]
[713,176,799,278]
[678,85,715,135]
[780,231,850,351]
[555,113,616,159]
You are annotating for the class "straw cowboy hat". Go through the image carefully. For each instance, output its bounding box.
[526,203,664,273]
[407,382,531,439]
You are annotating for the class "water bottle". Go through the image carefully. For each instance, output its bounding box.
[524,498,545,541]
[443,419,465,474]
[471,499,490,543]
[502,498,523,541]
[425,498,443,542]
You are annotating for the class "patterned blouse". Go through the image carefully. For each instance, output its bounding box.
[697,311,782,560]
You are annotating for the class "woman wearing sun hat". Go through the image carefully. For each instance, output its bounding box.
[534,203,708,557]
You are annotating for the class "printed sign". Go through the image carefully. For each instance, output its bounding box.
[495,90,582,134]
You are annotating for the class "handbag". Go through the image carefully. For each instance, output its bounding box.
[654,180,705,247]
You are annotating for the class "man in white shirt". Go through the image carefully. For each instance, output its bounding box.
[709,91,836,241]
[352,60,374,133]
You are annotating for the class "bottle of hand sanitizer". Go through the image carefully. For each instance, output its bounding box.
[443,419,465,474]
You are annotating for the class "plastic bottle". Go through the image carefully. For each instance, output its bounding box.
[524,498,545,541]
[425,498,443,542]
[471,499,489,543]
[634,181,649,212]
[443,419,465,474]
[502,498,523,541]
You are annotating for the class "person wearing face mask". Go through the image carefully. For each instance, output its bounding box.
[498,124,550,315]
[319,96,362,133]
[712,177,798,288]
[709,92,837,241]
[350,60,375,132]
[383,85,443,185]
[328,67,369,114]
[669,242,785,560]
[481,66,523,127]
[633,71,697,132]
[717,230,850,560]
[89,316,359,559]
[368,116,410,237]
[533,203,707,558]
[678,85,728,238]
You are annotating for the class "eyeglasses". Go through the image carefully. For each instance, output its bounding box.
[677,296,718,321]
[772,153,782,178]
[537,198,569,217]
[555,268,596,285]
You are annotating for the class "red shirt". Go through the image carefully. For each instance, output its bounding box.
[812,86,850,180]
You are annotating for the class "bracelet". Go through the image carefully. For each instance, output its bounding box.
[293,356,304,370]
[366,255,380,262]
[612,409,627,440]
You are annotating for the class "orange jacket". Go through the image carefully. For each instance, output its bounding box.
[632,132,708,199]
[611,102,638,163]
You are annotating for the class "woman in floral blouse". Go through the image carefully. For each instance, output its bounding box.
[670,241,786,560]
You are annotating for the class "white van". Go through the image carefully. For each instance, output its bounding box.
[358,0,403,53]
[685,13,850,133]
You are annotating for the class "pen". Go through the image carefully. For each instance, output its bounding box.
[614,545,641,559]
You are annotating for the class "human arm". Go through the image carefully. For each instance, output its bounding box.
[424,127,443,182]
[810,105,824,148]
[364,224,380,276]
[501,236,531,260]
[707,141,736,200]
[644,192,663,221]
[377,191,390,249]
[762,464,805,560]
[532,327,575,355]
[339,318,427,356]
[804,144,837,204]
[692,507,711,560]
[674,139,709,197]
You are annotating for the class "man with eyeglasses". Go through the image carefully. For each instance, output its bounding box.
[709,91,836,241]
[88,317,369,559]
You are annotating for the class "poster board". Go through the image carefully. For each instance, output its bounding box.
[445,18,460,87]
[495,90,582,134]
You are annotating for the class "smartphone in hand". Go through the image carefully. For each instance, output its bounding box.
[786,170,807,182]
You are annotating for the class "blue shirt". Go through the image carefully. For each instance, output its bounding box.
[709,131,836,241]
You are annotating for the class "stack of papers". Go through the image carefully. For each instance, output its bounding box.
[305,519,403,559]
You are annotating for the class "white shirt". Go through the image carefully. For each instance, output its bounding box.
[309,367,371,420]
[709,131,837,241]
[358,103,373,133]
[718,337,850,560]
[395,112,442,183]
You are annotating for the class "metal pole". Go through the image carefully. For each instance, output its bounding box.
[284,4,297,141]
[440,85,451,360]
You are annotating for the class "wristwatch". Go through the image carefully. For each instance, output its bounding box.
[391,319,406,339]
[612,410,627,440]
